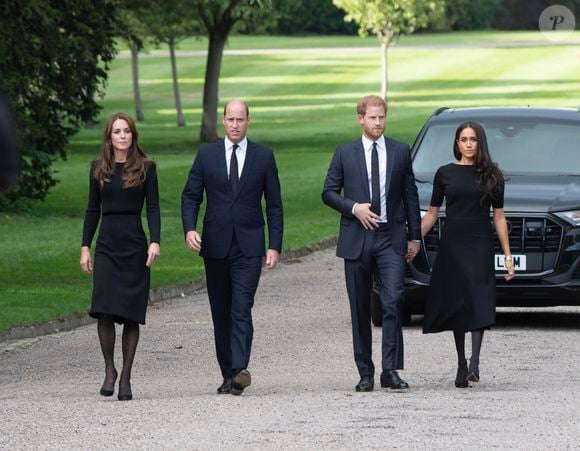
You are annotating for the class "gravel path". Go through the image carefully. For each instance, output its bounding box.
[1,247,579,449]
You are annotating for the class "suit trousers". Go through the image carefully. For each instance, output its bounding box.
[204,233,262,378]
[344,223,405,377]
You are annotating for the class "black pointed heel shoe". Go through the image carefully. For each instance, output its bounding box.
[117,382,133,401]
[467,359,480,383]
[455,361,469,388]
[100,369,118,397]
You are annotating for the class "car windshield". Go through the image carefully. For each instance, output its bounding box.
[413,118,580,176]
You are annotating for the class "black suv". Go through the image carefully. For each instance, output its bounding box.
[372,107,580,326]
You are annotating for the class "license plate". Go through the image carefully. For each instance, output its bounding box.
[495,254,526,271]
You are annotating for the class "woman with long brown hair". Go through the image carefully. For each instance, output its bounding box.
[80,112,160,401]
[421,121,514,388]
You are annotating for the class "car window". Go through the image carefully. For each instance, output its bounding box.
[413,119,580,175]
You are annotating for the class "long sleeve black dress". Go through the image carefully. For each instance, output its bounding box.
[82,161,160,324]
[423,163,504,333]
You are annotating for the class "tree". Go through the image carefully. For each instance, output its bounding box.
[117,7,148,122]
[131,0,199,127]
[333,0,443,99]
[192,0,271,142]
[0,0,118,207]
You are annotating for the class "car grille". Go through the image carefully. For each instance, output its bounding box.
[424,216,563,254]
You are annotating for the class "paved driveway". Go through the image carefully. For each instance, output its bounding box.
[1,248,579,449]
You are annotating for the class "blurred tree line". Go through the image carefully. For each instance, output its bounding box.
[429,0,579,31]
[241,0,579,34]
[0,0,577,208]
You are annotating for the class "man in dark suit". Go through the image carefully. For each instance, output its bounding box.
[322,95,421,392]
[182,100,283,396]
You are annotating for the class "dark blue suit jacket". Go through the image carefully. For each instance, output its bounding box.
[322,136,421,259]
[181,139,283,259]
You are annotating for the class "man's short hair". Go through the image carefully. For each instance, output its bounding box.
[356,95,387,116]
[223,100,250,118]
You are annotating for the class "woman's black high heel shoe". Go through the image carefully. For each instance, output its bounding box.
[100,369,118,397]
[455,360,469,388]
[467,359,480,383]
[118,381,132,401]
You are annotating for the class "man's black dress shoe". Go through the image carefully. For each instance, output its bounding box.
[231,369,251,396]
[217,377,233,394]
[380,370,409,390]
[355,375,374,392]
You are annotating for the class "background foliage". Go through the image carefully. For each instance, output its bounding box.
[0,0,119,208]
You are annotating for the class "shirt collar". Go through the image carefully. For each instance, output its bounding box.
[224,136,248,152]
[361,134,385,152]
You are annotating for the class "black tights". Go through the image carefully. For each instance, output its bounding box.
[453,329,485,369]
[97,316,140,391]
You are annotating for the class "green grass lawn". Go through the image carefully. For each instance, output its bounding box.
[1,33,579,332]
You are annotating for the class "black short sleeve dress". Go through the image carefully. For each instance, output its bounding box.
[81,161,161,324]
[422,163,504,334]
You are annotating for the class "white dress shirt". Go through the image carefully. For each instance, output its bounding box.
[359,134,387,222]
[225,136,247,179]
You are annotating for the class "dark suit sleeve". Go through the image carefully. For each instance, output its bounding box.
[402,144,421,241]
[264,151,283,252]
[321,146,356,217]
[181,151,205,235]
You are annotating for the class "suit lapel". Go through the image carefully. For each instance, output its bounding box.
[234,139,255,199]
[354,139,371,202]
[384,137,395,202]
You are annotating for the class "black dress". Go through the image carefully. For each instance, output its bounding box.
[423,163,504,333]
[82,161,160,324]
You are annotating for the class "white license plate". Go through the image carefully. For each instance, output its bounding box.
[495,254,526,271]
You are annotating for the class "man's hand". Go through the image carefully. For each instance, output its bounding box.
[265,249,279,269]
[405,241,420,263]
[185,230,202,252]
[353,203,379,230]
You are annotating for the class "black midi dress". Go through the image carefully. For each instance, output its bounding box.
[82,161,160,324]
[422,163,504,334]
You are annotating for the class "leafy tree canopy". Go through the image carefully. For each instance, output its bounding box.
[333,0,441,44]
[0,0,118,207]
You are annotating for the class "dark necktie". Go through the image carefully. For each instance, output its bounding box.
[370,142,381,217]
[230,143,239,194]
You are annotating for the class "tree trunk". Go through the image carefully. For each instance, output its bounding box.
[380,39,388,101]
[200,32,227,142]
[131,43,144,122]
[169,40,186,127]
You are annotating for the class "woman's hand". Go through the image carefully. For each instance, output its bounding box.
[146,242,160,267]
[80,246,93,274]
[504,257,515,281]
